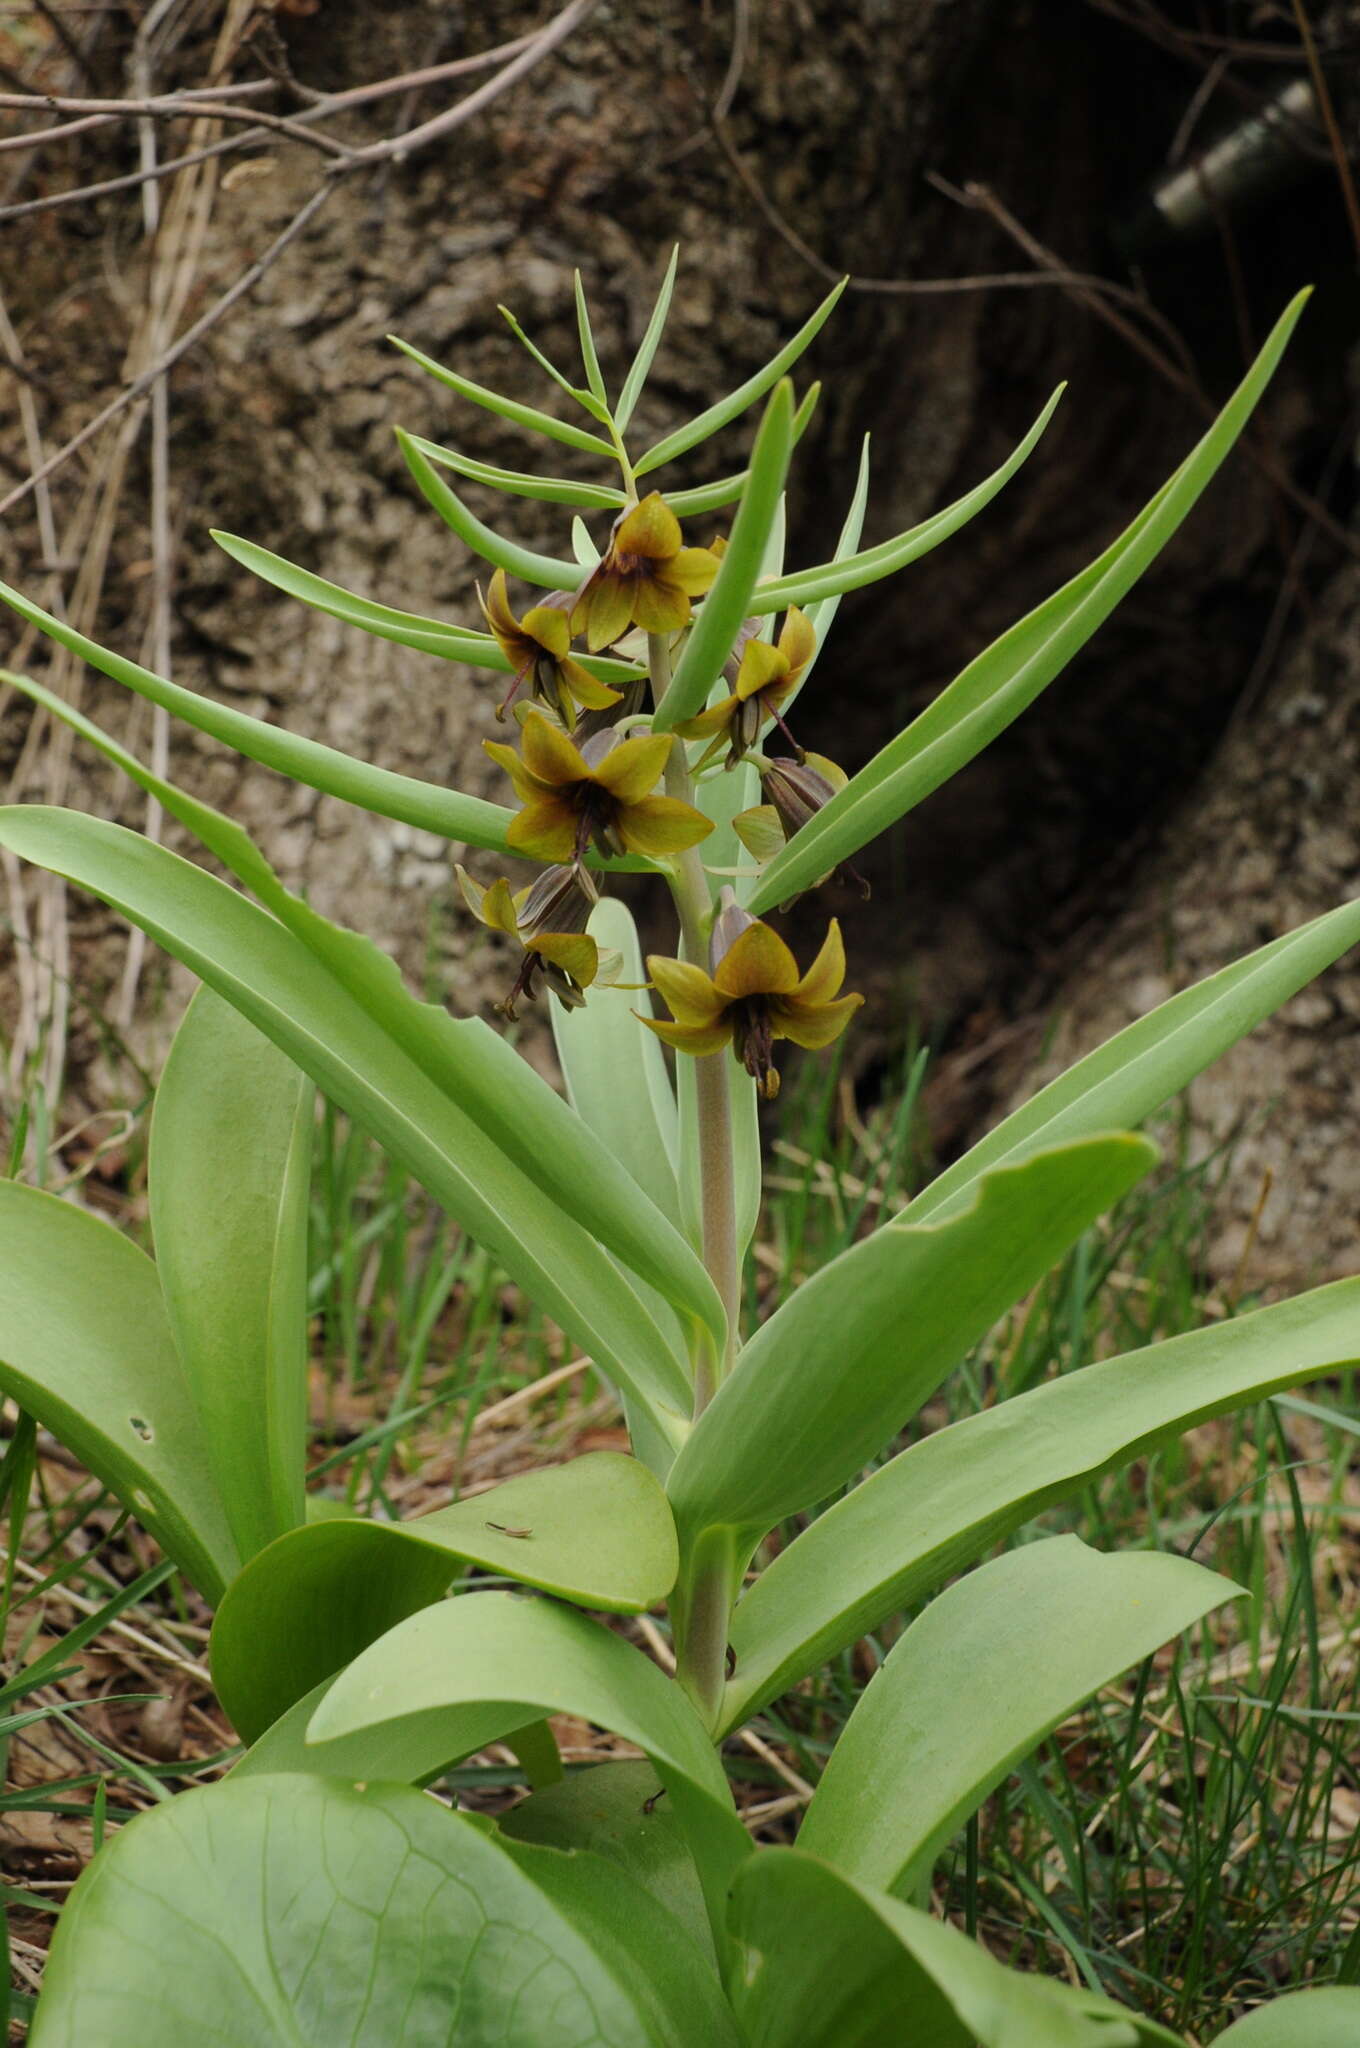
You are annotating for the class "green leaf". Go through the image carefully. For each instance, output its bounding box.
[635,277,846,475]
[799,1535,1240,1896]
[404,432,628,508]
[574,269,609,406]
[213,529,640,687]
[665,384,821,518]
[395,428,584,590]
[616,245,679,435]
[211,1452,678,1742]
[0,1181,236,1601]
[0,619,525,861]
[729,1849,1179,2047]
[499,1759,714,1966]
[496,1829,739,2046]
[754,388,1062,616]
[0,676,722,1372]
[0,806,692,1447]
[150,989,312,1565]
[211,531,508,662]
[654,380,796,732]
[498,299,586,404]
[668,1135,1157,1551]
[389,331,614,455]
[795,429,871,698]
[748,290,1310,913]
[30,1775,709,2047]
[1211,1989,1360,2046]
[551,896,682,1228]
[309,1590,751,1967]
[722,1276,1360,1732]
[908,893,1360,1227]
[231,1676,508,1785]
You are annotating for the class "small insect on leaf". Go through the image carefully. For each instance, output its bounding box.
[485,1521,534,1538]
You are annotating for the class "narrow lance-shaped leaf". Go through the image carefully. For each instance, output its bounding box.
[666,383,821,517]
[389,331,615,455]
[0,1182,237,1601]
[654,379,796,732]
[308,1591,752,1972]
[2,674,723,1367]
[150,989,312,1564]
[749,289,1310,913]
[635,276,846,475]
[0,805,692,1451]
[667,1134,1156,1551]
[798,1535,1240,1897]
[615,244,679,434]
[906,890,1360,1226]
[211,529,639,682]
[403,432,628,508]
[395,427,584,590]
[721,1275,1360,1731]
[211,1452,679,1743]
[793,429,871,705]
[574,268,609,405]
[31,1776,722,2048]
[751,386,1062,616]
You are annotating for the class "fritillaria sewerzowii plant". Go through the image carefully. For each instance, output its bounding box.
[0,257,1358,2046]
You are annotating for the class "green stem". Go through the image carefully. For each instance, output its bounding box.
[647,634,740,1414]
[673,1528,737,1732]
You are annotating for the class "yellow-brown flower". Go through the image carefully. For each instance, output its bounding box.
[570,492,722,652]
[675,607,816,767]
[640,904,862,1099]
[484,710,712,865]
[479,569,621,730]
[455,863,611,1017]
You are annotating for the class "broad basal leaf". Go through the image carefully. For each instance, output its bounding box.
[0,1181,236,1601]
[798,1535,1239,1896]
[150,988,312,1564]
[0,805,692,1447]
[722,1276,1360,1731]
[1211,1989,1360,2046]
[668,1135,1156,1552]
[30,1775,716,2047]
[308,1590,751,1968]
[211,1453,678,1743]
[729,1849,1180,2047]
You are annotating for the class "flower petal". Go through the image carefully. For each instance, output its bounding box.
[483,737,551,802]
[772,990,864,1050]
[732,805,786,864]
[637,1014,735,1059]
[734,638,789,702]
[454,863,487,922]
[666,546,722,597]
[615,492,681,562]
[560,659,622,711]
[480,569,520,641]
[713,920,800,999]
[777,605,817,681]
[593,731,672,804]
[647,955,729,1028]
[520,711,589,787]
[506,798,577,864]
[479,876,523,937]
[577,574,636,652]
[521,604,572,658]
[532,932,599,987]
[791,918,846,1004]
[673,697,738,741]
[629,578,693,637]
[619,795,714,858]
